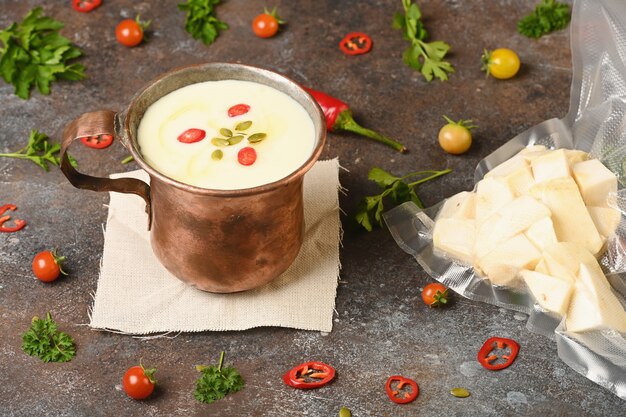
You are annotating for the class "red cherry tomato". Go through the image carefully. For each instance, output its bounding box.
[177,128,206,143]
[122,364,156,400]
[80,134,113,149]
[228,103,251,117]
[72,0,101,13]
[116,18,147,48]
[252,13,279,38]
[238,147,257,166]
[32,250,66,283]
[421,282,450,307]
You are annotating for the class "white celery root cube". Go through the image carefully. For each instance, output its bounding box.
[475,177,515,224]
[587,206,621,239]
[525,217,558,250]
[488,196,551,244]
[564,149,589,166]
[485,154,528,179]
[521,269,574,316]
[572,159,617,207]
[542,242,602,284]
[530,178,603,255]
[433,218,475,265]
[438,191,476,220]
[566,263,626,333]
[531,149,571,183]
[518,145,549,163]
[476,234,542,286]
[505,164,535,197]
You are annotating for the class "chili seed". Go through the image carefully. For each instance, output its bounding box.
[211,138,229,147]
[339,407,351,417]
[450,387,470,398]
[235,121,252,131]
[219,128,233,137]
[211,150,223,161]
[228,135,244,145]
[248,133,267,143]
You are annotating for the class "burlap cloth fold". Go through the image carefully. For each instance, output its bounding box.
[89,159,341,334]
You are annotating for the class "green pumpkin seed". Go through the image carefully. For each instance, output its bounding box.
[211,138,229,147]
[219,128,233,137]
[338,407,351,417]
[211,150,223,161]
[248,133,267,143]
[450,387,470,398]
[235,121,252,131]
[228,135,244,145]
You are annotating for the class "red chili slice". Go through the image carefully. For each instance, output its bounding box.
[385,375,418,404]
[282,361,336,389]
[477,337,520,371]
[339,32,373,56]
[80,134,113,149]
[228,104,251,117]
[0,204,26,233]
[237,146,257,166]
[177,128,206,144]
[72,0,102,12]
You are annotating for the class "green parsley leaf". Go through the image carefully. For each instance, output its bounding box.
[355,167,451,232]
[22,312,76,363]
[194,351,245,404]
[0,7,85,99]
[0,129,78,171]
[517,0,571,39]
[178,0,229,45]
[393,0,454,82]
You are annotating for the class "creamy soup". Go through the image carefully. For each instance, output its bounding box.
[137,80,316,190]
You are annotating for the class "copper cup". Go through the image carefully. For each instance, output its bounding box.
[59,63,326,293]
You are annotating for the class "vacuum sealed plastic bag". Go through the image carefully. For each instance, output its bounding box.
[384,0,626,400]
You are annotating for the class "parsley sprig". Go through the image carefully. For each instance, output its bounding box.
[194,351,245,404]
[178,0,229,45]
[393,0,454,82]
[517,0,571,39]
[0,7,85,99]
[22,312,76,363]
[356,167,451,232]
[0,130,77,171]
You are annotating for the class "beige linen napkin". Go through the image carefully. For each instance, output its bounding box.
[89,159,341,334]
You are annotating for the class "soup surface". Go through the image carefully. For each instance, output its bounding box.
[137,80,316,189]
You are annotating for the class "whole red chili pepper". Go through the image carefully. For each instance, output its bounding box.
[303,87,408,153]
[0,204,26,233]
[282,361,336,389]
[72,0,102,13]
[477,337,520,371]
[385,375,419,404]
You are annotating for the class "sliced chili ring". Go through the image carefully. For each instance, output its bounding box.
[339,32,373,56]
[385,375,418,404]
[80,134,113,149]
[0,204,26,233]
[282,361,336,389]
[72,0,102,12]
[477,337,520,371]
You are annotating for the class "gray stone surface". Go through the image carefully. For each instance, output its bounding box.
[1,0,623,416]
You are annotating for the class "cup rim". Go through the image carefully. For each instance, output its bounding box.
[122,62,327,197]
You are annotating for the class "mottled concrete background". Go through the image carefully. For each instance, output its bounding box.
[1,1,620,416]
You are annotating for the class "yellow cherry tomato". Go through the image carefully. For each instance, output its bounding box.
[438,116,477,155]
[482,48,520,79]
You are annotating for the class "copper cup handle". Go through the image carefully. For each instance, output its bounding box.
[60,110,152,229]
